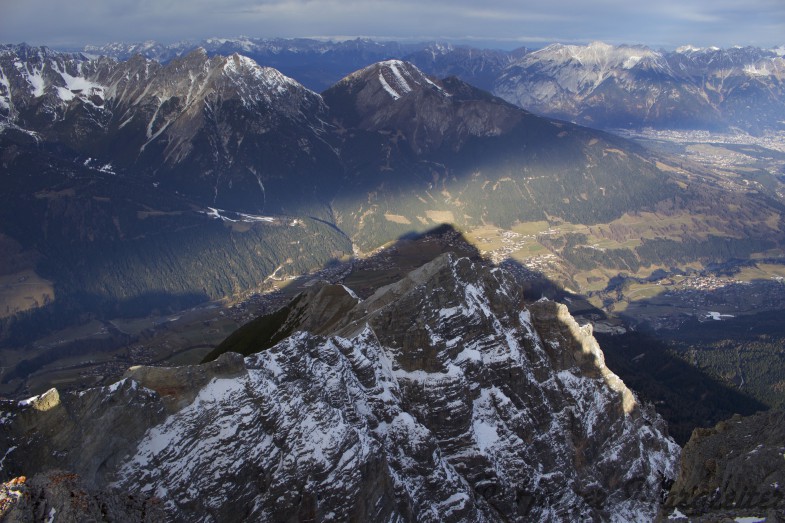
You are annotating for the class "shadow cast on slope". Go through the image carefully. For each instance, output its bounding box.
[497,255,767,445]
[201,223,483,362]
[203,224,767,445]
[0,290,210,395]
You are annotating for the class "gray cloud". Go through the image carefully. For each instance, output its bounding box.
[0,0,782,49]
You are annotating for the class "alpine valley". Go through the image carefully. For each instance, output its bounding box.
[1,38,784,521]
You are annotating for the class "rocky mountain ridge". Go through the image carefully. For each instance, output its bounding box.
[0,254,680,521]
[494,41,785,133]
[0,43,337,214]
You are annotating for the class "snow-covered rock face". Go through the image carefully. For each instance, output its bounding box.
[0,45,324,153]
[0,44,337,214]
[495,42,668,104]
[323,59,524,154]
[1,254,679,521]
[0,45,103,121]
[493,41,785,132]
[0,44,318,124]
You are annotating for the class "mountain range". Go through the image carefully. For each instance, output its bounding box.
[0,44,683,325]
[1,39,784,521]
[1,42,783,389]
[73,38,785,133]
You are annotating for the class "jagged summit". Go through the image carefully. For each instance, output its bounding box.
[0,44,338,214]
[0,253,680,521]
[532,41,658,67]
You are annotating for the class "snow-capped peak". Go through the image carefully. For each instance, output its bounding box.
[675,44,720,54]
[220,53,307,96]
[376,59,416,100]
[529,41,657,69]
[338,59,445,101]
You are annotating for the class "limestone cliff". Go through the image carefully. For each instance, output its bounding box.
[0,254,680,521]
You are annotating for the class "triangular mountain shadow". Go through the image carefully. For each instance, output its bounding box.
[203,224,766,445]
[202,223,482,362]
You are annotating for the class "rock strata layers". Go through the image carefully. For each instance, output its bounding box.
[661,410,785,522]
[1,254,680,521]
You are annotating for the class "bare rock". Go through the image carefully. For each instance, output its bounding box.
[661,410,785,521]
[0,470,164,522]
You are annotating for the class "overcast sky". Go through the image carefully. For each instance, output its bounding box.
[1,0,783,50]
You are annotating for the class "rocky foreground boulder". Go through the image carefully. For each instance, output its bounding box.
[1,254,679,521]
[0,470,165,522]
[660,409,785,522]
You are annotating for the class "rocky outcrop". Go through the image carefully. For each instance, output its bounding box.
[1,254,679,521]
[124,351,247,412]
[661,410,785,521]
[202,283,361,362]
[0,379,166,488]
[0,471,165,522]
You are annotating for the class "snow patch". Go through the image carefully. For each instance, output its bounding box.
[340,284,361,301]
[440,492,470,517]
[203,207,276,223]
[668,507,687,519]
[55,86,74,101]
[472,418,499,454]
[744,64,773,77]
[26,67,45,97]
[0,446,16,471]
[378,72,400,100]
[59,70,103,95]
[472,389,501,454]
[623,56,642,69]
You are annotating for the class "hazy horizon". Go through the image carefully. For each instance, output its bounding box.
[1,0,783,51]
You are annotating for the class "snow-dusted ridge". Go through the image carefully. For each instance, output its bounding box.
[493,40,785,132]
[0,253,680,521]
[0,44,335,214]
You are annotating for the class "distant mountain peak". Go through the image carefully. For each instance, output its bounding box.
[219,52,307,95]
[675,44,721,54]
[529,41,657,68]
[324,59,526,154]
[340,59,444,101]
